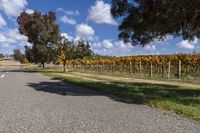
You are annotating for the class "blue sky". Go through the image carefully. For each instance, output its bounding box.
[0,0,199,56]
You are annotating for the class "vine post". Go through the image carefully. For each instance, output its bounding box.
[130,61,133,75]
[150,62,153,78]
[162,62,165,78]
[139,60,142,76]
[168,61,171,79]
[178,60,182,79]
[111,62,114,74]
[121,62,123,74]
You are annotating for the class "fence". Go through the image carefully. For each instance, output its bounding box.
[45,59,200,82]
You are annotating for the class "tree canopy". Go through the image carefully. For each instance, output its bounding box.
[13,49,22,61]
[111,0,200,46]
[57,38,94,72]
[13,49,27,63]
[17,10,61,68]
[75,41,94,59]
[0,53,4,59]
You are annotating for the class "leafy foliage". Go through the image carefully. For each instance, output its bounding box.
[57,38,94,72]
[13,49,27,63]
[111,0,200,46]
[17,10,61,68]
[73,53,200,67]
[75,41,94,59]
[0,53,4,59]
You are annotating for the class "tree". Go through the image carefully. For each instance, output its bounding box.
[75,41,94,58]
[13,49,27,63]
[57,39,75,72]
[13,49,22,61]
[111,0,200,46]
[24,46,34,63]
[57,39,94,72]
[0,53,4,59]
[17,10,61,69]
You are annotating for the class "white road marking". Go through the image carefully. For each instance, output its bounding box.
[0,75,5,78]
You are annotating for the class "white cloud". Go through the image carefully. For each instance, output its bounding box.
[90,41,101,48]
[177,38,198,49]
[103,39,113,48]
[61,33,74,41]
[0,14,6,27]
[60,15,76,25]
[87,0,117,25]
[144,44,156,51]
[0,28,30,54]
[115,41,132,49]
[75,23,95,40]
[57,8,80,16]
[57,8,79,25]
[0,34,7,43]
[25,8,34,14]
[126,35,174,55]
[0,43,10,48]
[132,44,159,55]
[0,0,27,17]
[7,28,27,42]
[149,35,173,45]
[90,39,135,56]
[136,36,173,55]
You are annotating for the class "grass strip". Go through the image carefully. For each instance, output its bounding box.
[28,68,200,120]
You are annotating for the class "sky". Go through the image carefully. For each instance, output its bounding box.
[0,0,200,56]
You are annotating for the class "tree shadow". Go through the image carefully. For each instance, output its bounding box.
[27,80,100,96]
[26,76,200,106]
[26,80,141,105]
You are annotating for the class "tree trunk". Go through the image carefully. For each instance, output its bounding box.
[42,63,45,69]
[63,60,67,72]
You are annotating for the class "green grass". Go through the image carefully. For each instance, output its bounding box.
[27,68,200,120]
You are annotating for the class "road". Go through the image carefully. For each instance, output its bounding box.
[0,67,200,133]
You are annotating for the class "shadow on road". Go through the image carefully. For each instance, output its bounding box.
[27,81,100,96]
[26,79,140,104]
[26,76,200,106]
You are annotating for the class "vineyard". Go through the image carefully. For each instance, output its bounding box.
[47,53,200,81]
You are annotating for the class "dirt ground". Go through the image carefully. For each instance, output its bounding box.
[54,72,200,89]
[0,60,20,66]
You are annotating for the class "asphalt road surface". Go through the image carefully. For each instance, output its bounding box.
[0,67,200,133]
